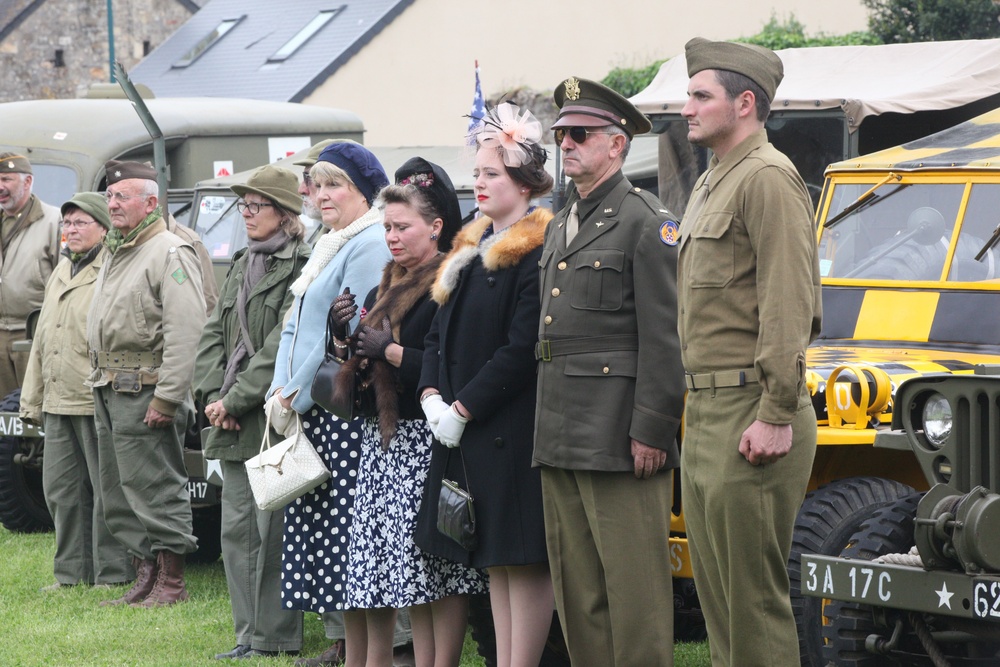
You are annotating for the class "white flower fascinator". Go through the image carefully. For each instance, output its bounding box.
[472,102,543,168]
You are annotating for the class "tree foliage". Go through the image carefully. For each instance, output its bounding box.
[862,0,1000,43]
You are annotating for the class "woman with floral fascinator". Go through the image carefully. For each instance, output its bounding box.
[415,103,555,667]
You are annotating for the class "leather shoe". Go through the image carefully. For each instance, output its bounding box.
[236,649,300,659]
[294,641,344,667]
[214,645,251,660]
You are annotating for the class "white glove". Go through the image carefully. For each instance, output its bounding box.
[264,393,297,437]
[420,393,449,436]
[436,404,469,448]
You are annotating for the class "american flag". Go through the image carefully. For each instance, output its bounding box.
[467,60,485,145]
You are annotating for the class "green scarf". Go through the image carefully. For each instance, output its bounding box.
[104,207,162,255]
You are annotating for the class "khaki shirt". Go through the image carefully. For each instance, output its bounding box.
[0,194,61,330]
[87,218,206,416]
[677,129,822,424]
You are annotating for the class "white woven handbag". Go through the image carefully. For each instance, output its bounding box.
[245,411,330,511]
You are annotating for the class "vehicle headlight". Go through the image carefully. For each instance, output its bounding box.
[922,393,952,448]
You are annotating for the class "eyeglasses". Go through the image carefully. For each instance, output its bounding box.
[102,190,147,204]
[302,170,313,186]
[60,218,96,230]
[236,201,274,215]
[553,127,613,145]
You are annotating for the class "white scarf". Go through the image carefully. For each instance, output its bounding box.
[290,206,382,296]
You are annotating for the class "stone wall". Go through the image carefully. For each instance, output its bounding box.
[0,0,199,101]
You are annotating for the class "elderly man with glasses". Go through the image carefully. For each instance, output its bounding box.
[87,160,206,608]
[0,152,61,399]
[532,77,686,666]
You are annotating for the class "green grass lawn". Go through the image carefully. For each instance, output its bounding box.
[0,526,710,666]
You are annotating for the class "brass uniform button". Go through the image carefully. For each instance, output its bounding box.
[551,288,560,297]
[594,260,601,268]
[544,315,553,325]
[557,261,567,270]
[603,366,610,374]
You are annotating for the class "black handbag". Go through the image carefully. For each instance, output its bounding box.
[437,447,477,551]
[310,308,355,421]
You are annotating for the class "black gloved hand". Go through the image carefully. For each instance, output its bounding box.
[355,317,394,360]
[329,287,357,340]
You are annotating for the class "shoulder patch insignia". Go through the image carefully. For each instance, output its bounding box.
[172,267,188,285]
[659,220,679,246]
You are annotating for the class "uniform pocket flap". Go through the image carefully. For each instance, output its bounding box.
[575,249,624,273]
[563,350,638,378]
[688,211,734,240]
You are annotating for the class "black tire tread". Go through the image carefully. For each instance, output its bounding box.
[0,389,53,533]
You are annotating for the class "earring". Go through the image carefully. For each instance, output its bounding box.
[521,188,528,193]
[430,233,439,240]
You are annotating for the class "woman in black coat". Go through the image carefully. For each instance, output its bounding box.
[415,103,555,667]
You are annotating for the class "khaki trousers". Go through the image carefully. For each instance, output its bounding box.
[0,328,28,399]
[542,467,675,667]
[94,385,196,558]
[681,384,816,667]
[43,413,132,584]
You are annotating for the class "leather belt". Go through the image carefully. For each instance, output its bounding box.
[685,368,757,391]
[536,335,639,362]
[90,349,163,369]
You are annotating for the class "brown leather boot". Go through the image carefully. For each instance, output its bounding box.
[132,551,189,608]
[100,557,156,607]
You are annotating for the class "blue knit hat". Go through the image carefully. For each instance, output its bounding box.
[317,143,389,205]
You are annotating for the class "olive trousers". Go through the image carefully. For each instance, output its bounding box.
[681,384,816,667]
[94,385,197,559]
[542,466,675,667]
[43,413,132,584]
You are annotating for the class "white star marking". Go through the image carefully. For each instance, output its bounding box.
[936,582,954,609]
[205,458,224,484]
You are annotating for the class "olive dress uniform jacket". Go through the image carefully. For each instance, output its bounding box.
[0,194,61,331]
[86,218,206,417]
[415,210,552,568]
[20,250,105,421]
[533,171,685,471]
[193,239,310,461]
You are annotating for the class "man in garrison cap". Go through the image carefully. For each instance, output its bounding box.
[0,152,61,399]
[677,38,822,666]
[87,160,206,608]
[533,77,685,666]
[293,139,338,222]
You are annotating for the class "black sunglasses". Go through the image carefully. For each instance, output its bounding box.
[554,127,613,145]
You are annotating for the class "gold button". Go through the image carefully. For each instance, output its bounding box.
[603,366,610,374]
[544,315,553,325]
[557,261,567,270]
[594,260,601,268]
[551,288,560,297]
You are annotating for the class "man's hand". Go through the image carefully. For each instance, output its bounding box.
[738,420,792,466]
[631,439,666,479]
[144,405,174,429]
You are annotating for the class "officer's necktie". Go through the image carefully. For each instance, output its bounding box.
[565,202,579,245]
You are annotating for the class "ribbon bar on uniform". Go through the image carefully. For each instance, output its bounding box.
[535,335,639,362]
[685,368,757,391]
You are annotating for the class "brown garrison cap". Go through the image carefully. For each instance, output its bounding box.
[552,76,651,137]
[105,159,156,185]
[0,152,32,175]
[684,37,784,102]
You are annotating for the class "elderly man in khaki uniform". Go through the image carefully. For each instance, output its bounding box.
[0,152,61,399]
[533,77,685,666]
[88,160,206,608]
[21,192,132,591]
[677,38,822,667]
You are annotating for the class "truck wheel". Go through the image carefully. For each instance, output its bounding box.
[822,493,921,666]
[468,593,570,667]
[188,505,222,564]
[673,577,707,642]
[0,389,53,533]
[789,477,915,667]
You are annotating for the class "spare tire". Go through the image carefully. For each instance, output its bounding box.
[0,389,54,533]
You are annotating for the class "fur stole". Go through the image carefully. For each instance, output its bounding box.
[333,255,443,449]
[431,208,552,305]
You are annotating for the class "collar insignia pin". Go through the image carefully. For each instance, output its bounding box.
[564,77,581,101]
[596,221,605,228]
[604,208,613,213]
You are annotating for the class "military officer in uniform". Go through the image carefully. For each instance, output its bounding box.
[0,152,61,399]
[88,160,206,608]
[677,38,822,666]
[533,77,685,667]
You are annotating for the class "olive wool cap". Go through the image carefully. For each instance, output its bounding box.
[293,139,341,167]
[61,192,112,230]
[231,165,303,215]
[684,37,784,102]
[0,152,32,175]
[105,159,157,185]
[552,76,651,137]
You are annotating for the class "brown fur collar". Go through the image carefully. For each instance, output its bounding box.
[333,255,443,448]
[431,208,552,305]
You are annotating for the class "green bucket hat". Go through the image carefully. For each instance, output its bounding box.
[61,192,112,230]
[231,165,302,215]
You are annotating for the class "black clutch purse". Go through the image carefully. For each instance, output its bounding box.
[437,448,477,551]
[311,308,355,421]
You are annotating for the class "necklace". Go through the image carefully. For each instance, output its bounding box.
[491,206,536,234]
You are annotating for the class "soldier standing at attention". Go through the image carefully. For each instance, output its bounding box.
[533,77,685,666]
[677,38,822,666]
[88,160,206,608]
[0,152,61,399]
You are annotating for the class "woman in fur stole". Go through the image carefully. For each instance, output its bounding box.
[416,104,556,667]
[331,158,488,667]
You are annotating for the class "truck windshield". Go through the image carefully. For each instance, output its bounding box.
[818,182,1000,282]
